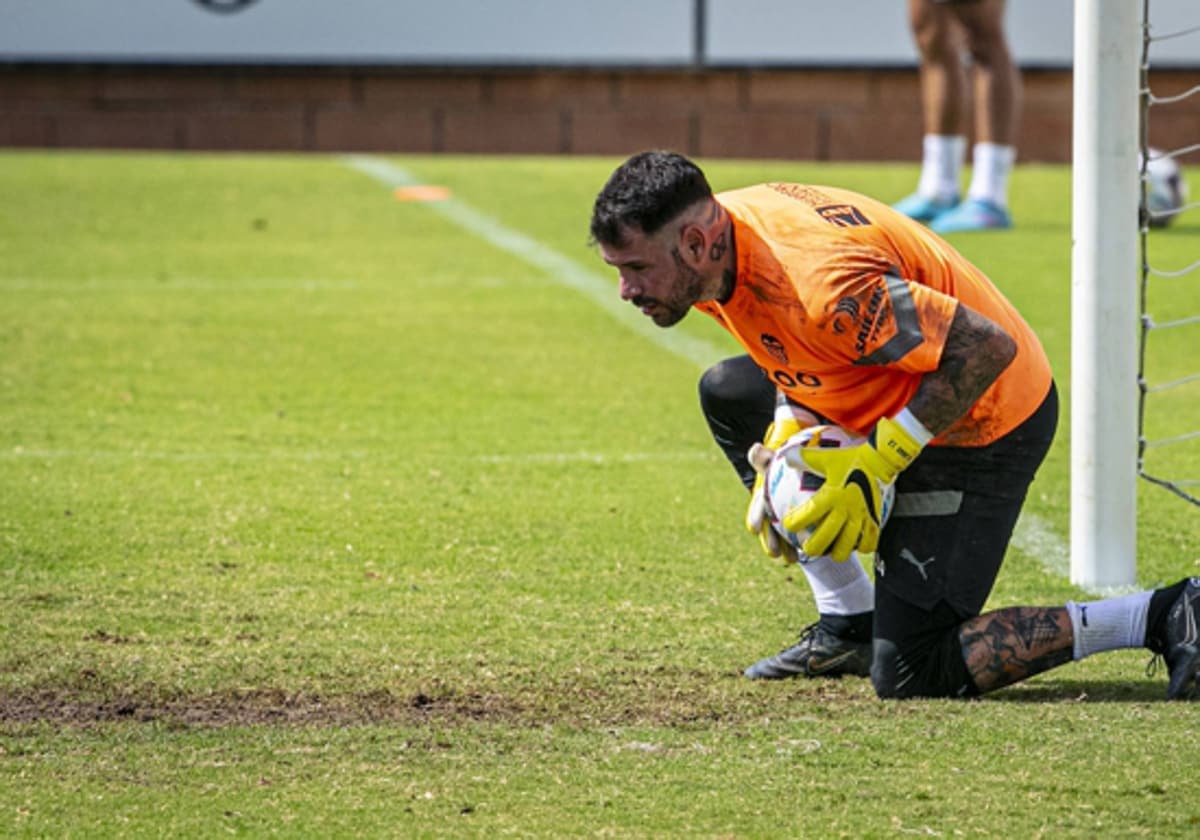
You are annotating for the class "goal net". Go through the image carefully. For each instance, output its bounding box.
[1137,10,1200,507]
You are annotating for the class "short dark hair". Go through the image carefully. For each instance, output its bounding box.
[589,150,713,247]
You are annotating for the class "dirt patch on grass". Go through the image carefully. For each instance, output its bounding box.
[1,672,1156,729]
[0,672,876,729]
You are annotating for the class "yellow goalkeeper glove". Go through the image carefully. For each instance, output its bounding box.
[782,415,926,562]
[745,418,804,562]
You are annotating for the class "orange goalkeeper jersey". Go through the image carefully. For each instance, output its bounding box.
[694,183,1052,447]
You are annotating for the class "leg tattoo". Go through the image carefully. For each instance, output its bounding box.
[958,607,1074,693]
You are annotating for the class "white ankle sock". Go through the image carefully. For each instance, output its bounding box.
[917,134,965,202]
[1066,591,1153,660]
[797,552,875,615]
[966,142,1016,207]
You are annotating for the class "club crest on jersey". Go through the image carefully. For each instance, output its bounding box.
[816,204,870,228]
[760,333,789,365]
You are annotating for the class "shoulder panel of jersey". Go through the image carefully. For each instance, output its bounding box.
[700,184,1053,445]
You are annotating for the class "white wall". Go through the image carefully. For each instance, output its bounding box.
[1,0,1197,68]
[704,0,1075,67]
[0,0,697,65]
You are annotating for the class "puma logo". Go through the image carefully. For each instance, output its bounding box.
[900,548,936,581]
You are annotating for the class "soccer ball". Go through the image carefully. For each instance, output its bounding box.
[763,425,896,553]
[1142,148,1188,229]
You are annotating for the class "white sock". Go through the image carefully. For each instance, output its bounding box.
[1066,591,1153,660]
[797,551,875,615]
[917,134,966,202]
[966,142,1016,207]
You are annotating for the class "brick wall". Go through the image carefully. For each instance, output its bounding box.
[1,64,1197,162]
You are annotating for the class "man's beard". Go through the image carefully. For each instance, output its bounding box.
[631,248,706,328]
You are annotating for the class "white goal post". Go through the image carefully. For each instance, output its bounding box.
[1069,0,1141,588]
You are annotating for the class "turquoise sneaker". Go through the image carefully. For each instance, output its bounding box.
[892,192,959,223]
[929,197,1012,233]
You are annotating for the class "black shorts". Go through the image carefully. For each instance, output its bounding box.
[873,381,1058,641]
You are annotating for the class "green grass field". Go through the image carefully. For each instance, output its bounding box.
[2,150,1199,837]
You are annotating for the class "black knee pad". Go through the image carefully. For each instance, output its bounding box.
[698,356,773,416]
[871,632,979,700]
[698,356,775,489]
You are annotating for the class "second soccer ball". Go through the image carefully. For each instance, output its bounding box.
[1142,148,1189,229]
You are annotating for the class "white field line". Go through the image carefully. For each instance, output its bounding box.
[477,451,715,464]
[2,447,370,462]
[1,447,712,465]
[0,277,358,291]
[340,154,729,371]
[1,154,1056,588]
[1011,511,1069,580]
[1011,512,1138,596]
[341,156,1082,589]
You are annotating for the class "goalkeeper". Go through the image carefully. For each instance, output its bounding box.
[588,150,1200,700]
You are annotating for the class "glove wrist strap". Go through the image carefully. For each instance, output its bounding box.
[892,407,934,447]
[872,413,927,476]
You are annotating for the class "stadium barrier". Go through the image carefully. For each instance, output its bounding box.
[4,64,1196,161]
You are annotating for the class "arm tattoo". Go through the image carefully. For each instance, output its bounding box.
[907,304,1017,434]
[959,607,1074,693]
